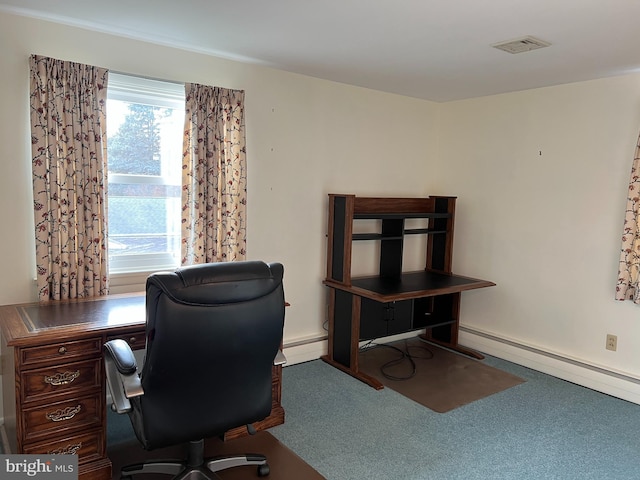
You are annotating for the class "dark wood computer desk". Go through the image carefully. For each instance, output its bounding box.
[0,293,285,480]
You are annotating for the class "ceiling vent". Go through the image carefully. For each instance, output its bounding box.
[492,36,551,54]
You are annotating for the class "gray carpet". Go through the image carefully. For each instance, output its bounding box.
[270,355,640,480]
[4,352,639,479]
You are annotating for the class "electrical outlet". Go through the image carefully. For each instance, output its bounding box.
[606,334,617,352]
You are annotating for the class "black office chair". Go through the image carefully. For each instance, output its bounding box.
[104,261,286,479]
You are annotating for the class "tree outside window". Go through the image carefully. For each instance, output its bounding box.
[106,73,183,273]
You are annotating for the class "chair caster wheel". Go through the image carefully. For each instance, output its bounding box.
[258,463,270,477]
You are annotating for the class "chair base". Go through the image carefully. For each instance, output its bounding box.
[119,439,270,479]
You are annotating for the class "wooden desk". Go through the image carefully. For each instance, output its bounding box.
[0,294,285,480]
[322,194,495,390]
[323,271,495,389]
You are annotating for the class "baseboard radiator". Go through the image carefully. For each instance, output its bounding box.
[4,329,639,428]
[458,325,640,405]
[281,327,640,406]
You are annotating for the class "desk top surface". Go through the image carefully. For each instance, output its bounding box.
[324,270,495,302]
[0,293,145,346]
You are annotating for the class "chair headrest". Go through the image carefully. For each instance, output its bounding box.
[147,261,284,305]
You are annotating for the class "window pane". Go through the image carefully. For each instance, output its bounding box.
[106,75,184,273]
[108,184,181,255]
[107,99,182,178]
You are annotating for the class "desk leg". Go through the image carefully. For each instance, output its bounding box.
[321,290,384,390]
[321,356,384,390]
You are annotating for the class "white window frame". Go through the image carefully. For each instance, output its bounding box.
[107,73,184,276]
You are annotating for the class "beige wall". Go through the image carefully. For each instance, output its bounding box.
[2,9,640,411]
[438,76,640,383]
[0,12,440,343]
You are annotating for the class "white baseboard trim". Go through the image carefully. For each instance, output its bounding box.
[18,329,636,429]
[281,328,640,406]
[281,330,420,366]
[282,337,327,365]
[459,325,640,405]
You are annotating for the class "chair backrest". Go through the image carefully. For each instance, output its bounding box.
[129,261,285,450]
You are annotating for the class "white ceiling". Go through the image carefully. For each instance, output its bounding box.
[2,0,640,102]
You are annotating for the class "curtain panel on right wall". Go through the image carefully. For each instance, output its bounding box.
[616,133,640,303]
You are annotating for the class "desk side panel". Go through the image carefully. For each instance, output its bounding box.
[1,334,17,453]
[332,290,355,368]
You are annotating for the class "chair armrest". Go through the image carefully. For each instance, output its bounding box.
[104,339,144,414]
[274,349,287,366]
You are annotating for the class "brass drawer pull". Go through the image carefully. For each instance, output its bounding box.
[44,370,80,386]
[58,346,67,354]
[129,337,137,344]
[48,442,82,455]
[46,404,81,422]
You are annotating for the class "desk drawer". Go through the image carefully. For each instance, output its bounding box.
[21,358,102,404]
[23,428,105,465]
[22,394,103,443]
[20,338,102,367]
[106,330,146,350]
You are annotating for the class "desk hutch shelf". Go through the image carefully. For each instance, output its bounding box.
[322,194,495,390]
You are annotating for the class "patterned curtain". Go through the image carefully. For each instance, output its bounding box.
[616,133,640,303]
[181,84,247,264]
[30,55,109,301]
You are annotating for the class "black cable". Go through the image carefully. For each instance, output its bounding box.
[360,338,434,381]
[379,342,417,381]
[406,342,434,361]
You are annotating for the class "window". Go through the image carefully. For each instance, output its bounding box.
[107,73,184,274]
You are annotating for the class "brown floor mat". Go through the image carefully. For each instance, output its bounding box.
[108,430,325,479]
[358,338,525,412]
